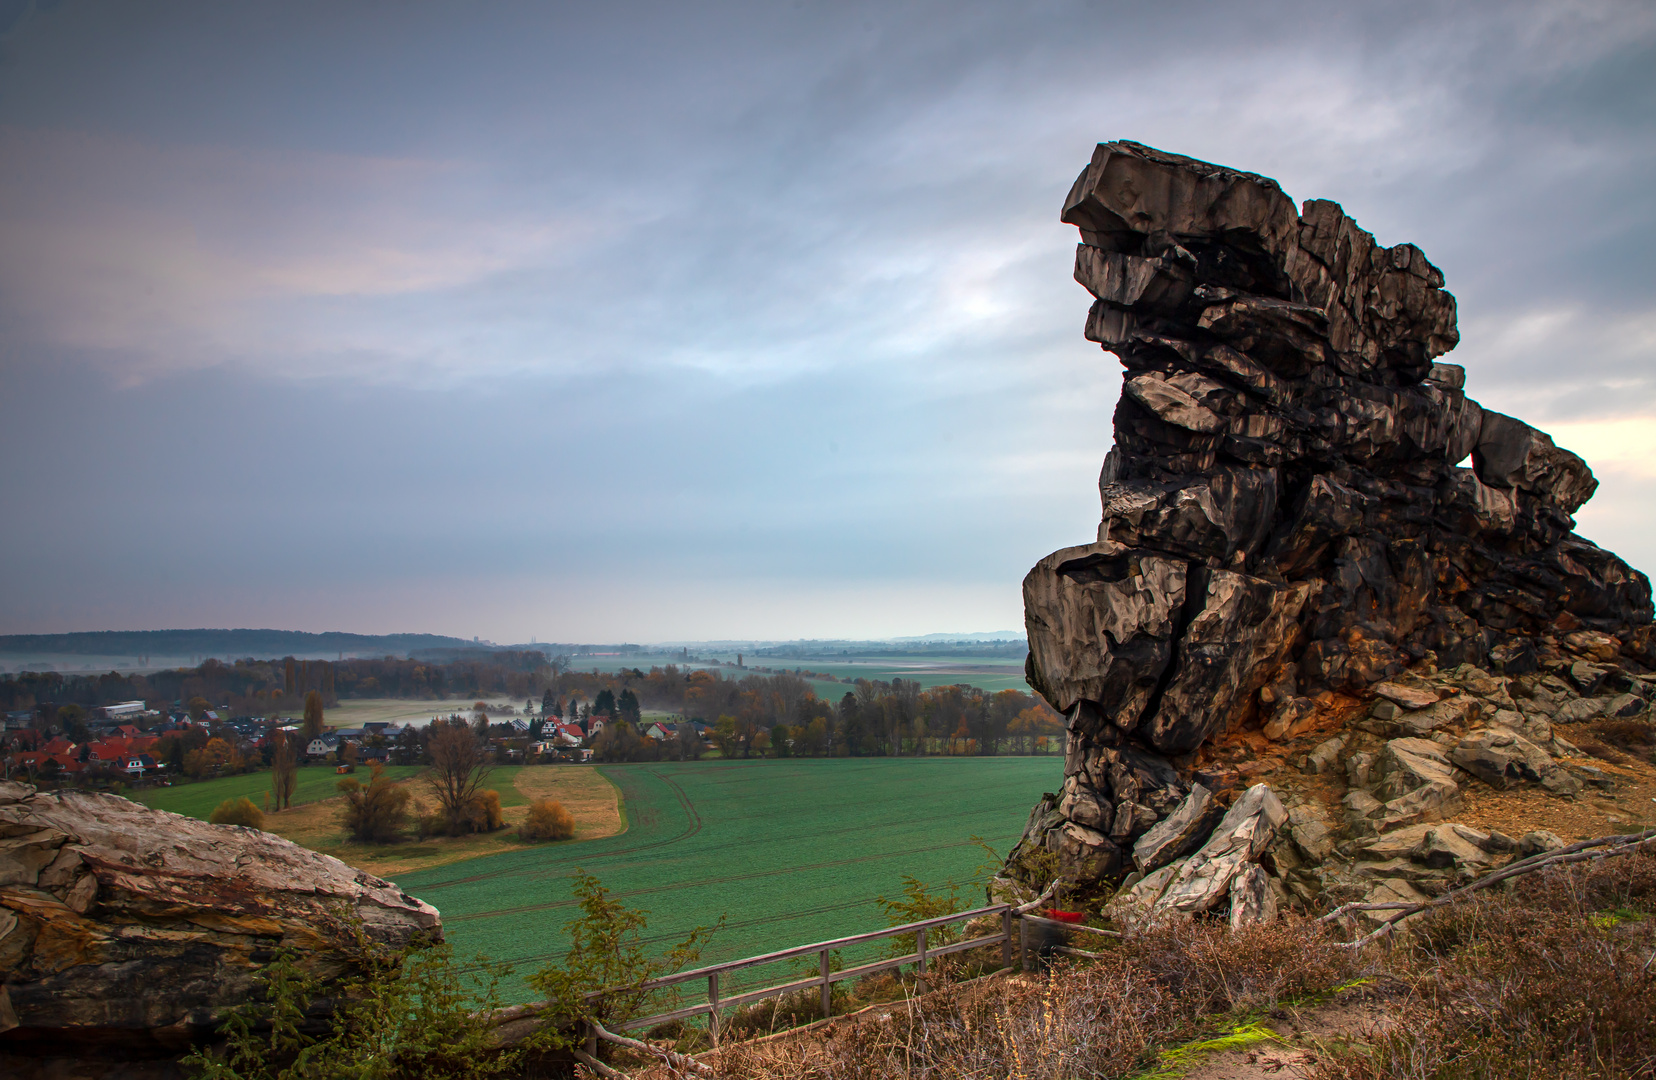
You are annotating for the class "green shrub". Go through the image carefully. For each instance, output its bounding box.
[527,869,722,1049]
[209,797,265,830]
[184,937,518,1080]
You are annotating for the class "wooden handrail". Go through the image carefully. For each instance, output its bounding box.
[609,902,1012,995]
[598,902,1015,1034]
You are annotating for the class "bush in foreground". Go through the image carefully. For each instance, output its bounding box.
[518,797,576,841]
[209,797,264,830]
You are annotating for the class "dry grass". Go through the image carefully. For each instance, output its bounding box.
[596,855,1656,1080]
[1309,850,1656,1080]
[611,920,1362,1080]
[260,764,622,877]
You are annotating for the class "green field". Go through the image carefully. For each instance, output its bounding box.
[134,764,539,819]
[395,756,1063,1002]
[565,652,1031,697]
[717,655,1030,695]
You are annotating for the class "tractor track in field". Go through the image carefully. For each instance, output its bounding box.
[413,767,1037,894]
[474,893,891,971]
[442,831,1020,923]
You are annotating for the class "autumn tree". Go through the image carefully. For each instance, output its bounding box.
[425,721,493,837]
[338,763,411,843]
[302,691,325,740]
[183,736,236,779]
[269,730,298,811]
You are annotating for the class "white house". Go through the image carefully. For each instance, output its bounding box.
[306,734,341,758]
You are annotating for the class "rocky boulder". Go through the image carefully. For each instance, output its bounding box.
[0,781,439,1073]
[1011,140,1654,896]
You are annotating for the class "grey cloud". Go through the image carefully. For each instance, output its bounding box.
[0,0,1652,637]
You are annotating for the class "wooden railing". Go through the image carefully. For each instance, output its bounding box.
[591,902,1015,1046]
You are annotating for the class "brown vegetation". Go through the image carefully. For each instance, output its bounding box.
[302,689,325,739]
[1310,848,1656,1080]
[425,720,496,835]
[269,730,298,811]
[337,763,412,843]
[616,852,1655,1080]
[208,796,264,829]
[518,796,576,841]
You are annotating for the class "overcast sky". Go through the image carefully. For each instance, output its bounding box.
[0,0,1651,643]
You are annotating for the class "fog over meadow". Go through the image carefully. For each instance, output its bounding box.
[1,0,1651,642]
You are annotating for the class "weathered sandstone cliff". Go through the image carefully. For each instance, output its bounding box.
[1010,142,1656,921]
[0,781,439,1074]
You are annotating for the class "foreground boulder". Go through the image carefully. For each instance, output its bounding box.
[0,781,439,1074]
[1010,140,1654,897]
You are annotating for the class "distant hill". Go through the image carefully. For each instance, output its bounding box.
[0,629,478,659]
[891,631,1026,643]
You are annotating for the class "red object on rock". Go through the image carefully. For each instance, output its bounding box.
[1044,909,1085,923]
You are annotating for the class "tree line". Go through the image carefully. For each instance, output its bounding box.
[0,651,560,715]
[1,654,1065,759]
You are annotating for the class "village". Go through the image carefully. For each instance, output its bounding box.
[0,696,712,787]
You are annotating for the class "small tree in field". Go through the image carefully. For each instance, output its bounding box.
[426,721,493,836]
[269,730,298,811]
[519,797,576,841]
[339,763,412,843]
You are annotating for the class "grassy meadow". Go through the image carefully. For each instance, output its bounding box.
[134,764,427,818]
[394,756,1063,1002]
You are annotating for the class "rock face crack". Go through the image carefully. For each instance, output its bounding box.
[1009,140,1654,890]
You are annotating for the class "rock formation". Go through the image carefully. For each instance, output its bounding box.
[0,781,440,1076]
[1011,141,1655,919]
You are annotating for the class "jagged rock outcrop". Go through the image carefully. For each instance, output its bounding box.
[1011,141,1655,898]
[0,781,440,1074]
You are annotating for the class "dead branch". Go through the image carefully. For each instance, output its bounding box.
[592,1020,712,1076]
[574,1048,632,1079]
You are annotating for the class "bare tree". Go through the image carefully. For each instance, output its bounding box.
[269,730,298,811]
[426,721,493,836]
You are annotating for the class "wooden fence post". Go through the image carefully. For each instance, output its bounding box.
[1019,915,1031,972]
[819,949,831,1019]
[707,972,720,1048]
[1001,907,1013,970]
[916,926,928,994]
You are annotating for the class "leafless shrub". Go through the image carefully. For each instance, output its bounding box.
[624,918,1357,1080]
[1311,850,1656,1080]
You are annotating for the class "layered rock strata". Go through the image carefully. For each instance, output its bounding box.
[1011,141,1655,902]
[0,781,440,1073]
